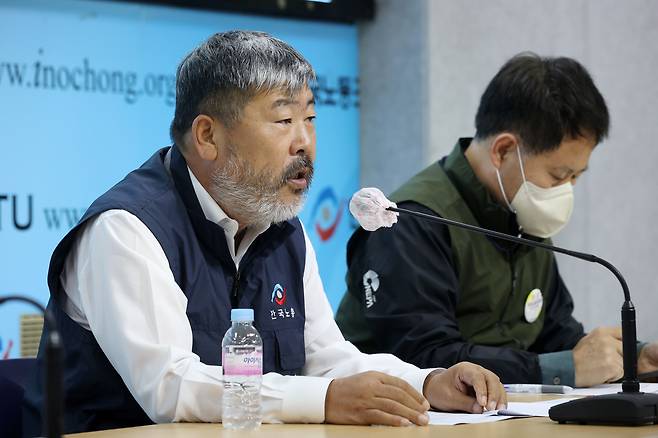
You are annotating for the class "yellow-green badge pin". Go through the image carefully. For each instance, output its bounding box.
[524,288,543,323]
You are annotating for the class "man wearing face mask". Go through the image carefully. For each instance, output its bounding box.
[336,52,658,387]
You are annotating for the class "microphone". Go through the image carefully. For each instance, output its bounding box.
[350,187,658,426]
[0,295,62,437]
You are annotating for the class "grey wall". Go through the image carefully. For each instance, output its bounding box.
[359,0,430,194]
[359,0,658,341]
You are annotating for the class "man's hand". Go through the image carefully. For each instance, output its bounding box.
[573,326,623,387]
[324,371,431,426]
[638,342,658,378]
[423,362,507,413]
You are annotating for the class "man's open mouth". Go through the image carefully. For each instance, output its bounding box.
[287,168,310,189]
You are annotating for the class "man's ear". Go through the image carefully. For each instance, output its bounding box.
[489,133,519,169]
[189,114,225,162]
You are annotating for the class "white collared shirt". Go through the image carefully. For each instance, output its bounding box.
[60,163,437,424]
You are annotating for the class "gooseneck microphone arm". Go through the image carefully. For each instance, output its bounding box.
[352,185,654,424]
[0,295,62,437]
[387,205,639,393]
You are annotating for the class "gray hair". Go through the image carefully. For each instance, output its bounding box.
[170,30,315,145]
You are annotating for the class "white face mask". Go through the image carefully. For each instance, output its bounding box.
[495,146,574,238]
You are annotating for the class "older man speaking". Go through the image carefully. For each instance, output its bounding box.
[23,31,505,436]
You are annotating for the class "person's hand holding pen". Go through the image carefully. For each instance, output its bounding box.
[423,362,508,413]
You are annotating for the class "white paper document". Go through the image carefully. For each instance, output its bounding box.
[428,398,575,425]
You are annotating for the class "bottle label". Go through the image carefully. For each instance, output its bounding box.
[222,345,263,376]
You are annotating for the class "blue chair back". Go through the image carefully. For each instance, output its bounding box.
[0,358,37,438]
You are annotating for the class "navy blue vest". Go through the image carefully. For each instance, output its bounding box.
[22,146,307,436]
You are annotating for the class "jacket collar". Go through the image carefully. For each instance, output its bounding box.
[441,138,544,252]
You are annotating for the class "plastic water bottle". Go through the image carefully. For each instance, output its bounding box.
[221,308,263,429]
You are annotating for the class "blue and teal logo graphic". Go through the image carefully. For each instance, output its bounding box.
[271,283,287,306]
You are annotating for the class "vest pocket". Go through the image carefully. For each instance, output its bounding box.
[261,331,277,373]
[275,328,306,374]
[261,328,306,375]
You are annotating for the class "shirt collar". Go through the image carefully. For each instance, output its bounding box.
[187,167,237,232]
[165,147,270,265]
[188,168,271,264]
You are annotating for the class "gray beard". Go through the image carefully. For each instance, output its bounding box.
[209,151,306,228]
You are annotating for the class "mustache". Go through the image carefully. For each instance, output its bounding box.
[280,155,314,187]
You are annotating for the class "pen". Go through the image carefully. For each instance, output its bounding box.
[503,384,573,394]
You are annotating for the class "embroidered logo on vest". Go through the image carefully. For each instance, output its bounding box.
[269,283,296,321]
[363,270,380,308]
[271,283,287,305]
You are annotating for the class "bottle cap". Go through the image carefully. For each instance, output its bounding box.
[231,308,254,322]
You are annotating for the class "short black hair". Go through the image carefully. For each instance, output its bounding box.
[474,52,609,154]
[170,30,315,146]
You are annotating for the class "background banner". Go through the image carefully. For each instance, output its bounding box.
[0,0,359,358]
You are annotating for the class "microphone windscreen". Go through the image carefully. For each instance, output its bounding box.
[349,187,399,231]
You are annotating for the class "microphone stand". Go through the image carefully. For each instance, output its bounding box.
[0,296,62,437]
[387,206,658,425]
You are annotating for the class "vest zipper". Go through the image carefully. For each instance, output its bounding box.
[511,260,517,294]
[498,253,517,334]
[232,271,241,302]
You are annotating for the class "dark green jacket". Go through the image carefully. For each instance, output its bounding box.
[336,138,585,384]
